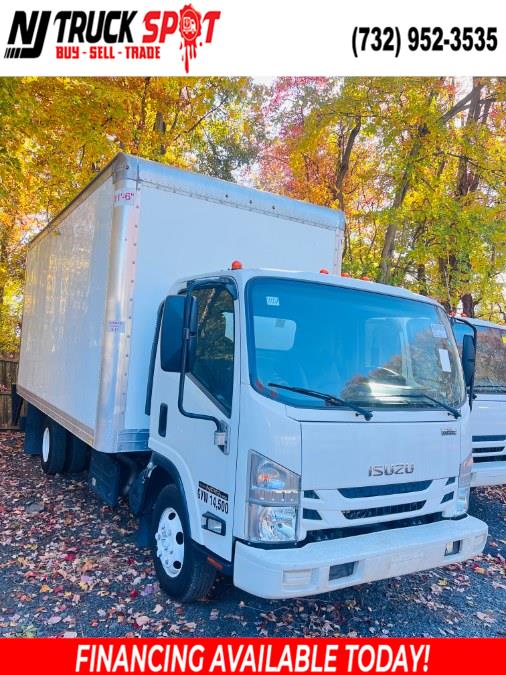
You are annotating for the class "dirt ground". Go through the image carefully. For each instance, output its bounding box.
[0,430,504,638]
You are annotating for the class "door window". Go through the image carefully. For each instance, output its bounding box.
[191,286,235,414]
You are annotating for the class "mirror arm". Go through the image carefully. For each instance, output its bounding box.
[177,296,228,451]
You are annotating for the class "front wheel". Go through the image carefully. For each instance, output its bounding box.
[150,485,216,602]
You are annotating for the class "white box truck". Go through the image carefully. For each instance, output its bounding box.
[16,153,487,601]
[453,317,506,487]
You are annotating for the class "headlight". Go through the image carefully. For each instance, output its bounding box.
[454,451,472,517]
[247,505,298,542]
[247,451,300,542]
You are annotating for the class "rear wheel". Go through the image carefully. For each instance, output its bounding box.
[64,435,90,474]
[150,484,216,602]
[40,418,67,475]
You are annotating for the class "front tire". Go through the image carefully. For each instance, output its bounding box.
[150,484,216,602]
[40,418,67,475]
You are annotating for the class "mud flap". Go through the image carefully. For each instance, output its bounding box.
[129,466,153,548]
[128,465,152,516]
[23,404,44,455]
[88,451,121,507]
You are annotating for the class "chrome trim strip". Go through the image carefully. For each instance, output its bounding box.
[94,171,141,454]
[117,428,149,451]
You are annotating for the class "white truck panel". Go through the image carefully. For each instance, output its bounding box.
[18,177,114,442]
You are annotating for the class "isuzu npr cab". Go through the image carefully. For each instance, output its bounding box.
[453,318,506,487]
[16,154,487,601]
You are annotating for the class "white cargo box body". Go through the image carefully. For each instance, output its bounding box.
[18,153,344,454]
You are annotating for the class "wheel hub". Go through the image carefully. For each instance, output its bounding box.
[155,507,184,578]
[42,428,50,463]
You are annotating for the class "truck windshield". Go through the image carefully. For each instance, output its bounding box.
[246,278,465,411]
[454,322,506,392]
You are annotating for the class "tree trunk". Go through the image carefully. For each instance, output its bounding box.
[377,119,430,284]
[439,80,491,313]
[335,117,361,211]
[378,85,483,285]
[461,293,475,317]
[331,117,362,262]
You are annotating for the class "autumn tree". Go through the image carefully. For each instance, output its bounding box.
[257,76,506,319]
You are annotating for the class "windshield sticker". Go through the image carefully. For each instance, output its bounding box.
[438,348,452,372]
[266,296,280,306]
[431,324,447,339]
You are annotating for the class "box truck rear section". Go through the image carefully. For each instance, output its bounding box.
[16,153,487,602]
[453,317,506,487]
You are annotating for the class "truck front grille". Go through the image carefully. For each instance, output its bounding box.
[473,434,506,443]
[338,480,431,499]
[302,508,322,520]
[473,446,504,454]
[305,512,443,544]
[474,455,506,463]
[342,500,425,520]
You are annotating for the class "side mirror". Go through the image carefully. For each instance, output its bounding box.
[461,333,476,387]
[160,294,199,372]
[160,295,185,372]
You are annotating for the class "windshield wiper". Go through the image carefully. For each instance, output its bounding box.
[384,393,461,419]
[267,383,373,420]
[474,384,506,391]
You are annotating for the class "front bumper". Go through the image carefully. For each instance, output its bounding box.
[472,460,506,487]
[233,515,487,599]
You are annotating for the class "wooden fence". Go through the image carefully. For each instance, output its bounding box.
[0,356,20,429]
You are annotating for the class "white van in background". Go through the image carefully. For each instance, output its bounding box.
[453,318,506,487]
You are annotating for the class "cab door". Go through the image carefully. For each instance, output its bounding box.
[151,280,240,561]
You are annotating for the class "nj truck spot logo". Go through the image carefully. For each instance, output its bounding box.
[4,6,222,72]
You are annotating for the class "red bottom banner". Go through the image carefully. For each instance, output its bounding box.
[0,638,500,674]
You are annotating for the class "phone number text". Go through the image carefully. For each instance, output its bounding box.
[352,27,498,58]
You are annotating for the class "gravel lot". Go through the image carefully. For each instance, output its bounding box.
[0,430,504,638]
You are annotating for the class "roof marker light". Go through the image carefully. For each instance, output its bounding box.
[320,268,329,275]
[341,272,351,278]
[361,276,372,281]
[231,260,243,270]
